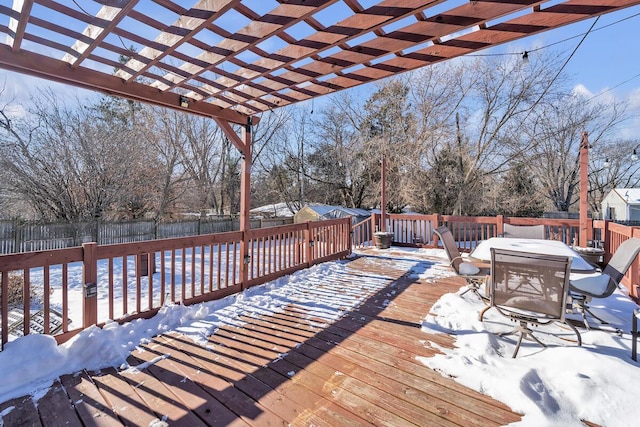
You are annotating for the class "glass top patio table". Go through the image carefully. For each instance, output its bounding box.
[469,237,597,273]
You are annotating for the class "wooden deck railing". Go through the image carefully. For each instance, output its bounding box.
[353,213,640,298]
[0,219,351,350]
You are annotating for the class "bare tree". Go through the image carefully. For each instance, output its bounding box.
[0,89,155,221]
[308,99,372,208]
[176,114,226,215]
[441,53,564,214]
[358,79,418,212]
[145,107,190,220]
[524,92,629,212]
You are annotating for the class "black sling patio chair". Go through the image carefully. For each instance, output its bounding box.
[480,248,581,358]
[569,237,640,330]
[433,225,489,301]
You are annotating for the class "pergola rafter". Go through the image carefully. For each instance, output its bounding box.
[2,0,638,123]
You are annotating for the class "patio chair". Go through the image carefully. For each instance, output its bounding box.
[569,237,640,330]
[502,224,545,239]
[433,225,489,300]
[480,248,581,358]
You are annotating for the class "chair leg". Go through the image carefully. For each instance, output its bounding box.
[460,280,488,303]
[459,286,474,297]
[478,305,492,321]
[572,295,614,330]
[579,308,592,330]
[499,320,546,358]
[562,321,582,347]
[583,305,610,325]
[571,295,594,329]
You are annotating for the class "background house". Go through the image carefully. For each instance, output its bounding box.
[601,188,640,221]
[250,202,296,218]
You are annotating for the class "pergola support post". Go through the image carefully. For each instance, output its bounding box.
[215,117,253,289]
[381,154,387,232]
[579,132,589,247]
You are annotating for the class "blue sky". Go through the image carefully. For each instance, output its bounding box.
[2,3,640,134]
[518,6,640,101]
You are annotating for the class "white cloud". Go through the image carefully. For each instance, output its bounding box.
[572,83,593,98]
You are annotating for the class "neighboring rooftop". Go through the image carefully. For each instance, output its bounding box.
[609,188,640,204]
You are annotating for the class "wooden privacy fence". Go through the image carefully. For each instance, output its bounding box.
[0,219,350,351]
[0,217,294,254]
[352,213,640,298]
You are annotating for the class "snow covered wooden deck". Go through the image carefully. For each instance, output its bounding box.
[0,248,522,426]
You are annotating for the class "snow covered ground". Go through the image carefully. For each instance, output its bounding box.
[1,246,639,427]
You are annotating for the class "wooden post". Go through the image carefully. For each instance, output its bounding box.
[304,222,313,267]
[579,131,589,247]
[82,242,98,328]
[215,116,253,290]
[239,120,252,288]
[347,219,353,255]
[432,213,439,247]
[381,154,387,232]
[602,219,611,265]
[497,215,504,237]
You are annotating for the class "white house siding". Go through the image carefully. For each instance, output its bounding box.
[601,188,640,221]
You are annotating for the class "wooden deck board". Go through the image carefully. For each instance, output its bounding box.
[91,367,162,426]
[0,394,41,426]
[120,357,208,427]
[60,370,123,426]
[36,379,83,427]
[128,348,249,427]
[1,250,527,426]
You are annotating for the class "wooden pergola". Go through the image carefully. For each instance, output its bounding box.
[1,0,639,275]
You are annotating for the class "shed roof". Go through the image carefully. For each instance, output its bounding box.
[302,204,370,217]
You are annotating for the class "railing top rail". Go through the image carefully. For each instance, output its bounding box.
[246,222,307,239]
[95,231,244,258]
[309,217,351,228]
[0,247,83,271]
[440,215,499,223]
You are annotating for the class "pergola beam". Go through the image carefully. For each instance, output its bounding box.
[0,45,254,125]
[1,1,639,117]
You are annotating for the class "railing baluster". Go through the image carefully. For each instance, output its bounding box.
[225,242,230,287]
[208,245,213,293]
[1,271,7,349]
[160,251,166,305]
[190,247,196,298]
[181,248,187,300]
[23,268,30,337]
[62,264,68,332]
[136,255,142,314]
[148,253,154,310]
[170,250,176,302]
[200,245,205,296]
[108,258,114,320]
[216,243,222,290]
[122,256,128,316]
[44,265,50,334]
